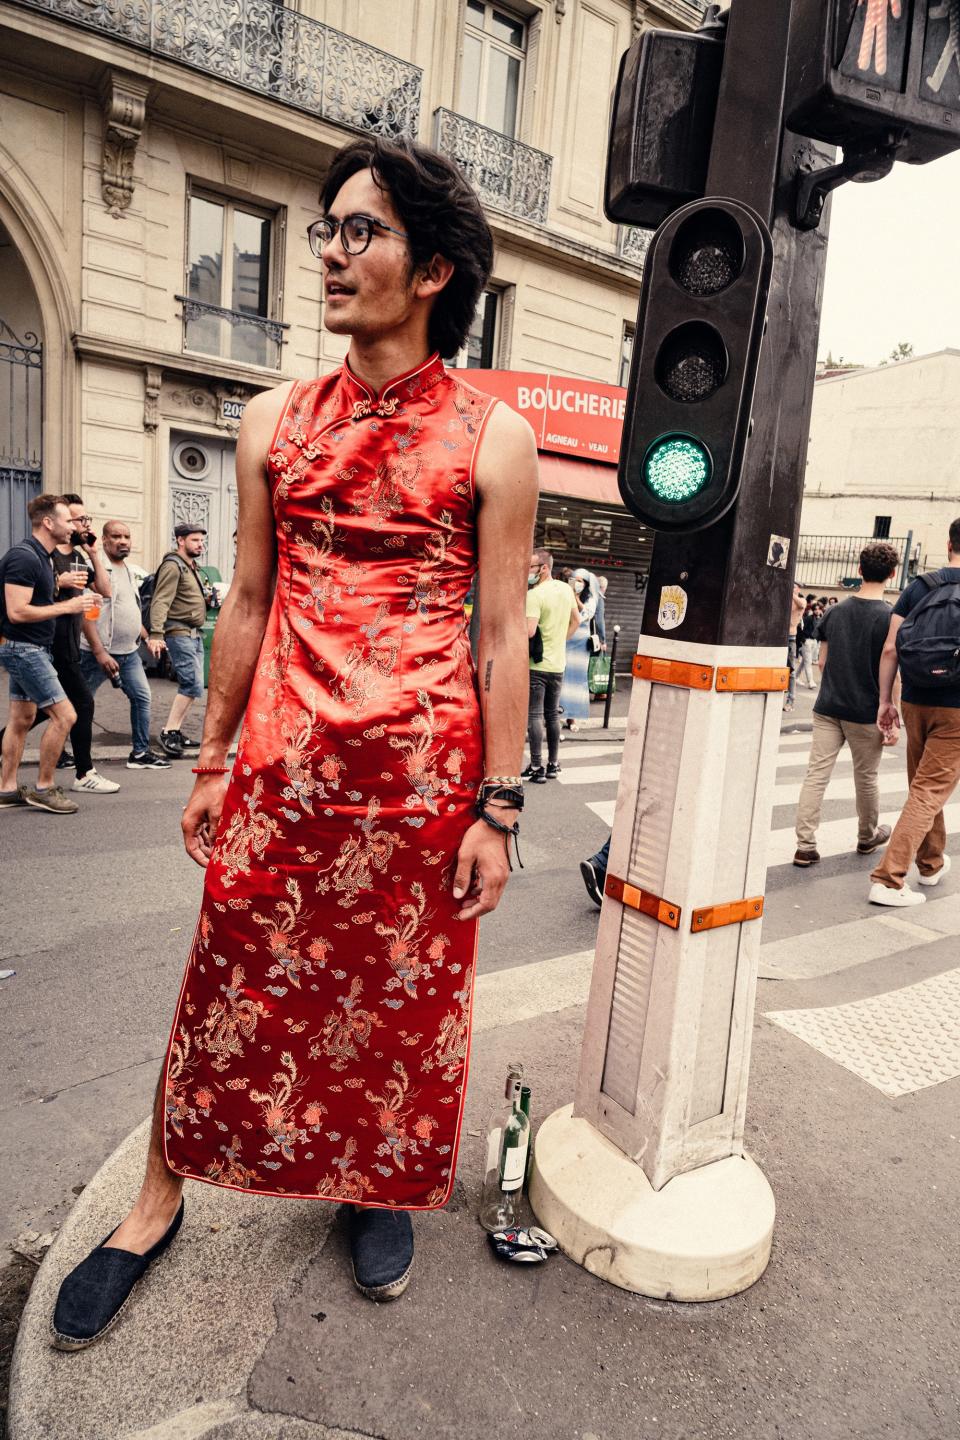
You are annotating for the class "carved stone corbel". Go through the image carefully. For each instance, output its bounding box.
[632,0,652,37]
[555,0,566,20]
[144,366,162,432]
[99,71,150,218]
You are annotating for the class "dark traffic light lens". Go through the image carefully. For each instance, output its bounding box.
[669,210,746,296]
[643,435,712,503]
[655,322,728,402]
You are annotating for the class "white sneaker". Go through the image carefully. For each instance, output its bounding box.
[71,768,120,794]
[868,882,926,907]
[918,853,952,887]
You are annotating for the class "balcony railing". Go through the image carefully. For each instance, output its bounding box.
[618,226,653,266]
[795,533,922,590]
[434,108,552,225]
[12,0,422,138]
[176,296,289,371]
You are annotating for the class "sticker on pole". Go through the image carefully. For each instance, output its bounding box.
[657,584,687,631]
[766,534,790,570]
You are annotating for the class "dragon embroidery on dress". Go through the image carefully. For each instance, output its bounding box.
[377,880,449,998]
[198,964,268,1072]
[216,776,282,889]
[295,500,341,623]
[422,963,473,1083]
[317,796,405,907]
[279,693,330,817]
[409,511,454,617]
[206,1134,263,1189]
[366,1060,437,1174]
[317,1135,374,1201]
[310,975,385,1071]
[335,602,400,716]
[249,1051,309,1162]
[390,690,455,816]
[253,877,329,989]
[165,1025,198,1139]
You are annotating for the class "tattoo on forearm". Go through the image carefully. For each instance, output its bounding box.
[484,660,493,693]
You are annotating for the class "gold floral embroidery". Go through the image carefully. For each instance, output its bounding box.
[335,602,400,716]
[366,1060,436,1173]
[205,1133,263,1189]
[250,1052,308,1162]
[377,880,449,998]
[318,797,405,907]
[317,1135,374,1201]
[253,878,328,989]
[295,500,341,623]
[390,690,454,816]
[165,1025,198,1139]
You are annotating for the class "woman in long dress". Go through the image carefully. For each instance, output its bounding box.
[559,568,597,732]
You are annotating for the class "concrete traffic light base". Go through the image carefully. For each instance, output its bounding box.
[530,1104,775,1301]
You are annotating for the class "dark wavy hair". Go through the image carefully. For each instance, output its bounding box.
[321,137,494,358]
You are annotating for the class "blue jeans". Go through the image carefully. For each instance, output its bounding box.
[165,631,204,699]
[588,835,610,882]
[81,650,152,755]
[0,640,67,707]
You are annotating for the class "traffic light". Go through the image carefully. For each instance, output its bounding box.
[618,198,773,534]
[606,20,724,229]
[788,0,960,164]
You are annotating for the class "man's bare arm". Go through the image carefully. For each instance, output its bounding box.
[195,384,293,768]
[450,403,538,921]
[877,612,903,734]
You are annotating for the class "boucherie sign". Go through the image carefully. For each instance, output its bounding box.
[468,370,625,465]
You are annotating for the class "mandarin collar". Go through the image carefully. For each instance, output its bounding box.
[340,353,446,415]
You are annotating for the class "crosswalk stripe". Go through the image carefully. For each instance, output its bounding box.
[759,892,960,981]
[555,743,624,763]
[777,748,902,771]
[772,770,908,806]
[557,765,621,787]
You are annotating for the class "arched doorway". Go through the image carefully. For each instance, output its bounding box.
[0,221,44,553]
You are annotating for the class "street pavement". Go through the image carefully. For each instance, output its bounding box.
[3,678,960,1439]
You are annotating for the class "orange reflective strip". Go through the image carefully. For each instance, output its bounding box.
[633,655,715,690]
[715,667,790,692]
[604,872,681,929]
[691,897,765,932]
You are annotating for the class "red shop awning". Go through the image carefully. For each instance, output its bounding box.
[537,454,623,507]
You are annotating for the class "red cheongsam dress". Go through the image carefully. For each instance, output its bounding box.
[161,353,498,1210]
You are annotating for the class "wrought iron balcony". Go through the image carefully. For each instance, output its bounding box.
[12,0,421,138]
[176,296,289,371]
[434,109,552,225]
[618,226,653,266]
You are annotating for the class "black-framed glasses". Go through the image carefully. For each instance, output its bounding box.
[306,212,408,259]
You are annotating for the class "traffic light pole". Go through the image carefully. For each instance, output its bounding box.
[530,0,837,1299]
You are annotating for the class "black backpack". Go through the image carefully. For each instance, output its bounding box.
[895,570,960,690]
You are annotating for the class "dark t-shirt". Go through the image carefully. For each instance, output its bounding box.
[799,610,820,642]
[50,548,93,665]
[0,537,57,646]
[813,596,892,725]
[893,567,960,709]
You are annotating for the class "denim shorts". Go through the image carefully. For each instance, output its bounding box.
[165,631,205,699]
[0,639,68,707]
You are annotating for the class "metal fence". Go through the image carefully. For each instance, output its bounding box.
[794,533,922,591]
[434,108,552,224]
[11,0,422,139]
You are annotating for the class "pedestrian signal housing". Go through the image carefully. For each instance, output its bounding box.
[618,198,773,533]
[788,0,960,164]
[606,22,724,229]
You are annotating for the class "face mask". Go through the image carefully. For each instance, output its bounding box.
[528,571,540,588]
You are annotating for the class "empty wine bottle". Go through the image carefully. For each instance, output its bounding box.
[478,1062,530,1232]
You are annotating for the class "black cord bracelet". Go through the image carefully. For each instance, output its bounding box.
[475,804,524,871]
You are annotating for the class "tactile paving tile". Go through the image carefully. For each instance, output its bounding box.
[765,966,960,1097]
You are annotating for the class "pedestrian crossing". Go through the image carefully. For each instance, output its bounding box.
[551,726,960,1102]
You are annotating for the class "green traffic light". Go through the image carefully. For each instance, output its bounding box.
[643,435,712,503]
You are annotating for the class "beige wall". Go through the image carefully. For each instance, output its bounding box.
[802,353,960,567]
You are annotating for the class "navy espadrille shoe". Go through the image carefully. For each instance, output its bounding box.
[51,1200,184,1351]
[348,1206,414,1301]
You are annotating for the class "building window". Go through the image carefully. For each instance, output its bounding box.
[446,289,500,369]
[461,1,526,138]
[183,188,283,369]
[873,516,892,539]
[619,323,635,388]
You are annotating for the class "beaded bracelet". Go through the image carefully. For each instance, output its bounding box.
[481,775,522,788]
[192,765,229,775]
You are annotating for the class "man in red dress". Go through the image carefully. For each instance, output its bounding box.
[52,138,539,1349]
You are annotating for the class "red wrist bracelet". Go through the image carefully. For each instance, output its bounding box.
[191,765,229,775]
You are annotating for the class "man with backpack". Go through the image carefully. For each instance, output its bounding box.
[147,523,211,758]
[869,518,960,906]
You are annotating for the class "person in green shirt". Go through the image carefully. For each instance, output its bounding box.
[522,547,580,783]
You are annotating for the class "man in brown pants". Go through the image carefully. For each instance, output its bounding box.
[869,519,960,907]
[793,543,899,868]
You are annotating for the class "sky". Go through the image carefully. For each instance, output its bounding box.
[817,147,960,368]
